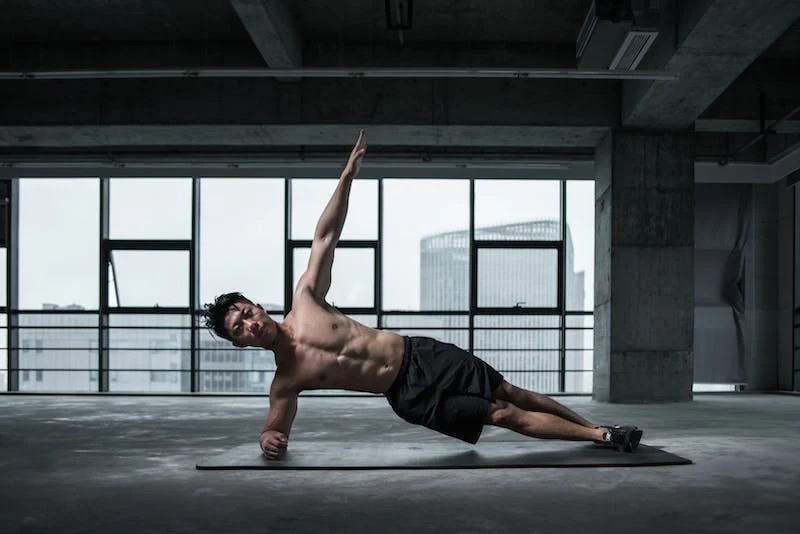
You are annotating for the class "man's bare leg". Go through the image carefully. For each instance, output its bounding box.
[486,400,605,441]
[494,381,598,429]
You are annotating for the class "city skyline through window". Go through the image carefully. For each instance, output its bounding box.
[3,175,596,394]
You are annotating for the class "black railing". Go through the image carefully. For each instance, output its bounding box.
[4,313,594,394]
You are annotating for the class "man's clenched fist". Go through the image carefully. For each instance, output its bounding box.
[260,429,288,459]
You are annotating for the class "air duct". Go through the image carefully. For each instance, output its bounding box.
[576,0,661,71]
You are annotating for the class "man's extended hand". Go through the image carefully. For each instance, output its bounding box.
[260,429,288,459]
[343,129,367,178]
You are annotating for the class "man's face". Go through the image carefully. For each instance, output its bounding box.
[223,301,276,348]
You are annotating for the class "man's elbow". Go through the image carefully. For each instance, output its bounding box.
[312,232,337,248]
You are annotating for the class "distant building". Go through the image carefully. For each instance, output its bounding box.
[18,304,187,392]
[419,220,587,392]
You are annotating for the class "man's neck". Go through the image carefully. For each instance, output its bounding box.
[262,321,296,366]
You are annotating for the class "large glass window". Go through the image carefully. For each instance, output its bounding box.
[565,180,595,394]
[565,315,593,394]
[19,179,99,310]
[291,179,377,240]
[109,250,189,308]
[197,312,281,393]
[477,248,558,308]
[10,172,596,395]
[16,313,98,392]
[0,248,6,307]
[200,179,285,309]
[566,181,594,311]
[108,314,190,393]
[381,314,468,347]
[475,180,561,240]
[293,248,375,308]
[110,179,192,239]
[383,180,470,311]
[474,315,561,392]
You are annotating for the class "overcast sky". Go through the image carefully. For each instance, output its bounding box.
[14,175,595,312]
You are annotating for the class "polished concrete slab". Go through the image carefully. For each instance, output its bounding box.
[0,393,798,534]
[197,441,690,469]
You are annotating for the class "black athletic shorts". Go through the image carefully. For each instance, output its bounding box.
[384,336,505,444]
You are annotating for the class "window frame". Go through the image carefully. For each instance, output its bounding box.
[472,240,564,314]
[3,164,597,394]
[286,240,380,314]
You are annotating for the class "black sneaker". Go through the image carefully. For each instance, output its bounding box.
[602,425,643,453]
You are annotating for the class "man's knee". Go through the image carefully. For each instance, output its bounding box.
[486,400,520,427]
[495,381,544,405]
[494,380,536,404]
[493,380,517,402]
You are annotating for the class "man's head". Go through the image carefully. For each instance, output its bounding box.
[201,292,277,348]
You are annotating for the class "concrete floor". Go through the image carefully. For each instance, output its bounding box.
[0,393,798,534]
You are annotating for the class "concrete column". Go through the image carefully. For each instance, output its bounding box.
[776,179,794,391]
[744,179,794,392]
[747,184,779,390]
[594,130,694,402]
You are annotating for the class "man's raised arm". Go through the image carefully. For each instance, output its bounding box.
[296,130,367,300]
[259,380,298,459]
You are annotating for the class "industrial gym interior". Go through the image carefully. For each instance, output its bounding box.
[1,1,799,533]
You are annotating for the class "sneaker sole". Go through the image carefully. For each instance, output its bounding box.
[625,429,643,453]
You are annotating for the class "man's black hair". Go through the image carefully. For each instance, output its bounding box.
[201,292,254,342]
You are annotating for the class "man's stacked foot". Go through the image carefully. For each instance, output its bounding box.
[596,425,643,453]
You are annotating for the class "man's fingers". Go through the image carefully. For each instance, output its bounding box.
[263,445,286,459]
[259,430,289,459]
[264,444,282,455]
[267,437,287,450]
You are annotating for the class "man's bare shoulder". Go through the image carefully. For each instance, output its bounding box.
[292,283,323,307]
[291,285,334,317]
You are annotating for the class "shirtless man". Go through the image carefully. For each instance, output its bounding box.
[202,130,642,459]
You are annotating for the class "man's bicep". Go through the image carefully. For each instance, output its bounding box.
[297,237,334,298]
[264,386,298,435]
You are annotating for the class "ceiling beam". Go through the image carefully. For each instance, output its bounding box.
[774,142,800,182]
[694,119,800,134]
[0,42,265,70]
[0,67,674,81]
[0,76,617,131]
[229,0,301,68]
[694,138,800,184]
[622,0,800,128]
[699,58,800,122]
[766,135,800,163]
[694,161,775,184]
[0,41,575,71]
[693,130,800,163]
[0,125,608,150]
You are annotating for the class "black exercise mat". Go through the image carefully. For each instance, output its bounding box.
[196,441,692,470]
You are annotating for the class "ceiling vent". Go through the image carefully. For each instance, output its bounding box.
[576,0,661,71]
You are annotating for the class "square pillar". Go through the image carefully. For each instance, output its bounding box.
[594,130,694,402]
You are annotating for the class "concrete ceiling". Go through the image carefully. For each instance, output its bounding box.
[0,0,249,42]
[0,0,590,45]
[761,16,800,59]
[288,0,591,44]
[0,0,798,173]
